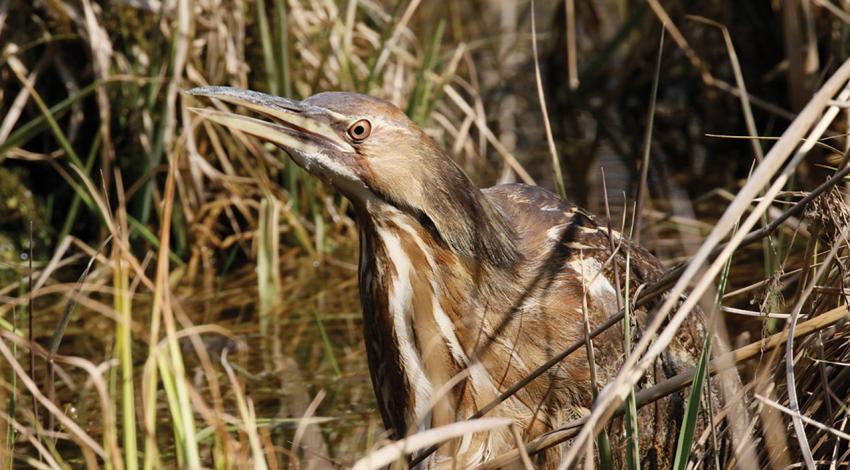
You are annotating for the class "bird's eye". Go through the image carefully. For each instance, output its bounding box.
[347,119,372,141]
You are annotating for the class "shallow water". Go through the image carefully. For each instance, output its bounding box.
[24,249,383,468]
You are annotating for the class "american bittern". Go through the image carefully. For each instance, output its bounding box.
[189,87,711,468]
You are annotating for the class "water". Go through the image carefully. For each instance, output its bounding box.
[22,250,383,468]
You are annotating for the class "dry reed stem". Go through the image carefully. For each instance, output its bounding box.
[0,333,107,460]
[0,54,45,143]
[291,389,326,457]
[529,0,565,197]
[221,348,269,470]
[479,303,850,468]
[688,16,764,162]
[754,394,850,442]
[7,2,850,468]
[560,58,850,467]
[814,0,850,24]
[564,0,578,90]
[647,0,795,121]
[0,410,62,469]
[442,84,535,184]
[352,417,512,470]
[80,0,115,183]
[784,222,850,469]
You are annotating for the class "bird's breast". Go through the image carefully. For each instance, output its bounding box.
[372,221,436,432]
[359,211,478,438]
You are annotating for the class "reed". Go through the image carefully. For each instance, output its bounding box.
[1,1,850,468]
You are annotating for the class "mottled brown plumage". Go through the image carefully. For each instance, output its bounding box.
[189,87,711,468]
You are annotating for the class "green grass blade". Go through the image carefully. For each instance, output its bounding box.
[623,206,641,470]
[257,197,281,318]
[58,133,102,242]
[256,0,279,96]
[594,388,615,470]
[113,242,138,470]
[132,87,170,227]
[8,70,85,168]
[127,216,186,267]
[363,0,404,92]
[671,335,710,470]
[314,307,341,378]
[406,19,445,124]
[156,352,187,466]
[106,335,119,470]
[672,221,737,469]
[274,0,292,97]
[0,81,99,161]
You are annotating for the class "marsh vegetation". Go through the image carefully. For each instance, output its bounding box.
[1,0,850,468]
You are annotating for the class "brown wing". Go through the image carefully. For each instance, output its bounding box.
[482,183,666,282]
[482,183,710,467]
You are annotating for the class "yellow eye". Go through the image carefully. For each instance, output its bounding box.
[347,119,372,141]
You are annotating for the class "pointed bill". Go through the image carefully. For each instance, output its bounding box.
[187,107,325,155]
[187,86,353,152]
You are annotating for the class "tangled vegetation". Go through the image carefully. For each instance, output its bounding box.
[1,0,849,468]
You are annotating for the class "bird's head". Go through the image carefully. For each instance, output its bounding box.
[188,87,443,204]
[188,87,518,267]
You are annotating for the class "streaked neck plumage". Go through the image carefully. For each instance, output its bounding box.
[354,179,519,441]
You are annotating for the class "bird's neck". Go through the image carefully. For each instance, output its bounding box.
[356,194,517,438]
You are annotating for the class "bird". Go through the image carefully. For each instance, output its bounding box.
[188,86,711,468]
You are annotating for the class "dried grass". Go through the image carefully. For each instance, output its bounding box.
[0,0,849,468]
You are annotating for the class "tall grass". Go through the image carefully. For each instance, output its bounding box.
[1,0,850,468]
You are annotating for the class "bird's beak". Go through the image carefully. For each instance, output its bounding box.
[186,86,355,157]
